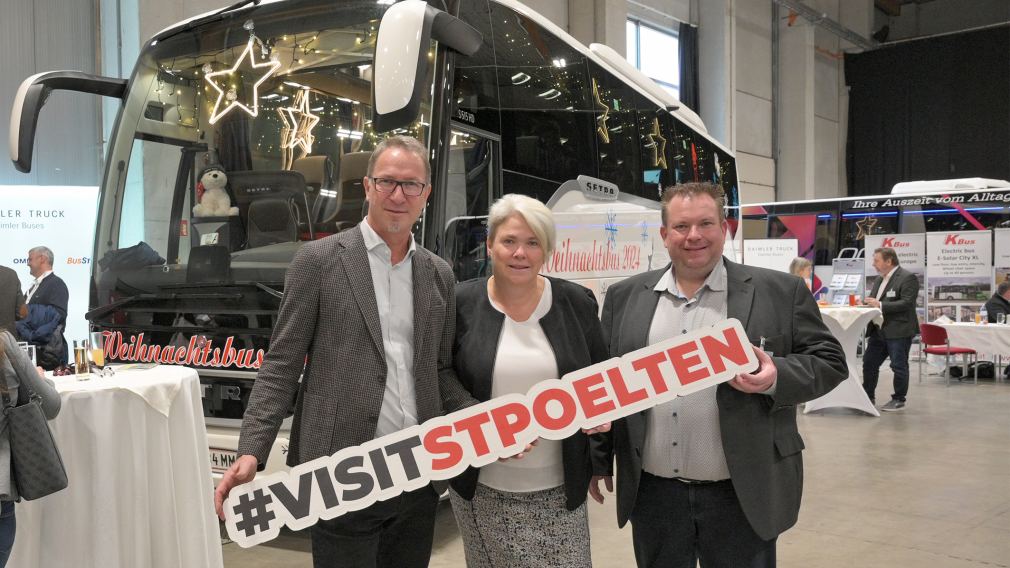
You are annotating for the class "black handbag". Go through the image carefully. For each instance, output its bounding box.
[1,381,68,500]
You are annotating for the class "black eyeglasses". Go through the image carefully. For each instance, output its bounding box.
[368,177,428,197]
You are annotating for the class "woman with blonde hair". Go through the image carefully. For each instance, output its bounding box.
[0,330,61,566]
[789,257,814,291]
[450,194,609,567]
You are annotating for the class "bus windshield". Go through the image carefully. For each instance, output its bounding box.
[91,0,433,375]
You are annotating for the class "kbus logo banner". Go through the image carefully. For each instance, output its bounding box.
[224,318,759,547]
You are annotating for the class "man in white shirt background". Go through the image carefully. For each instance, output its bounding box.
[862,247,920,411]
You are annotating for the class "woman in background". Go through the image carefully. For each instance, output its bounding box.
[0,330,61,566]
[789,257,814,291]
[450,194,609,567]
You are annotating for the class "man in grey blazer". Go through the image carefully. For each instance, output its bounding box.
[214,136,476,567]
[862,247,920,411]
[590,183,847,567]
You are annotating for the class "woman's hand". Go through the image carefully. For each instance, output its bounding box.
[36,366,45,378]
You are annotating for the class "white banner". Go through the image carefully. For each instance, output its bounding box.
[0,186,99,345]
[995,228,1010,290]
[742,239,797,274]
[926,230,992,322]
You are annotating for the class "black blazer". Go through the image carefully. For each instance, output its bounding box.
[451,276,609,510]
[27,273,69,325]
[598,259,847,540]
[866,266,919,339]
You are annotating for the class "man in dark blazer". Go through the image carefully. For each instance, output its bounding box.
[0,264,27,338]
[214,136,476,568]
[862,247,920,411]
[590,183,847,567]
[984,280,1010,323]
[25,246,69,367]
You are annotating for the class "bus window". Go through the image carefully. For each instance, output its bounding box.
[838,211,898,253]
[443,129,496,281]
[452,0,499,135]
[587,63,646,200]
[493,3,598,201]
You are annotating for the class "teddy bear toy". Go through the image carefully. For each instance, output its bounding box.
[193,165,239,217]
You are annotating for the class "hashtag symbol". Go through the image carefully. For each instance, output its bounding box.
[232,488,276,537]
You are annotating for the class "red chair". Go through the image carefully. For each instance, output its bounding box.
[919,323,978,385]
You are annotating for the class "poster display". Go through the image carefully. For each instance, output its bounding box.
[864,234,926,321]
[742,239,797,274]
[994,228,1010,291]
[926,230,992,322]
[0,186,99,345]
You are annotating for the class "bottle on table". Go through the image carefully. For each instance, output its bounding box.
[979,305,988,325]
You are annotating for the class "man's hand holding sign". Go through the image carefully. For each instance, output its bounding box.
[219,318,758,547]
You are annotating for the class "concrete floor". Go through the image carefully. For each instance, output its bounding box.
[223,368,1010,567]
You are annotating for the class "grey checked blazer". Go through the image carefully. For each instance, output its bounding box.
[237,226,476,467]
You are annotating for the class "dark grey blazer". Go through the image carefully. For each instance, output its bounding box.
[237,226,477,468]
[450,276,609,510]
[866,266,919,339]
[598,259,847,541]
[0,266,25,338]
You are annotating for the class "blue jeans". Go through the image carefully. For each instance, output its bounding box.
[0,501,14,567]
[630,473,776,568]
[862,335,913,402]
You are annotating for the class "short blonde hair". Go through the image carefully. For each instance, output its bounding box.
[487,194,556,257]
[789,257,812,277]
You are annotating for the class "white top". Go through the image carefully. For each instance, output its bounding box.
[360,219,418,438]
[642,261,732,481]
[478,278,565,493]
[25,270,52,302]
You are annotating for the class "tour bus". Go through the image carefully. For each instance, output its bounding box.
[10,0,738,476]
[732,181,1010,267]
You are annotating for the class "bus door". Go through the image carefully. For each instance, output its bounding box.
[439,125,500,281]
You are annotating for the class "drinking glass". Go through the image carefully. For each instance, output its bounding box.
[88,332,110,376]
[998,313,1007,325]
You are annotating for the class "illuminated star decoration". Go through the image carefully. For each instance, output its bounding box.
[855,216,878,240]
[204,37,281,124]
[281,89,320,154]
[647,117,668,169]
[592,78,610,144]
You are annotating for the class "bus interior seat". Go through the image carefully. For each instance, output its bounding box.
[247,198,299,248]
[187,245,232,283]
[292,155,335,235]
[229,169,311,240]
[320,151,370,232]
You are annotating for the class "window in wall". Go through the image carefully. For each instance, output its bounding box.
[626,19,680,101]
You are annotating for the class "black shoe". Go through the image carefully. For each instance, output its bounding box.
[880,399,906,412]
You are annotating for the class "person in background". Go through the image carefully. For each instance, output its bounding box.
[788,257,813,291]
[25,247,69,370]
[0,266,27,339]
[862,247,919,411]
[0,330,62,566]
[983,280,1010,323]
[449,194,610,567]
[591,182,847,568]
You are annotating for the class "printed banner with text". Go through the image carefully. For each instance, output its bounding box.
[864,234,926,321]
[223,319,759,547]
[926,230,992,322]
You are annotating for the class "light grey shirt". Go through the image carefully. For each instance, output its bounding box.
[360,219,418,438]
[642,259,731,481]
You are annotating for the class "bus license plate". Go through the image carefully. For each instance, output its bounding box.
[209,447,238,473]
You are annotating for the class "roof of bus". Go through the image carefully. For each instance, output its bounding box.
[731,185,1010,210]
[152,0,732,158]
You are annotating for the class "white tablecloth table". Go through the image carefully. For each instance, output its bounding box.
[9,365,223,568]
[937,322,1010,362]
[804,306,882,416]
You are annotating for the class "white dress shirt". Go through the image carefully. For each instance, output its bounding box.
[360,220,419,438]
[874,266,898,300]
[25,270,52,303]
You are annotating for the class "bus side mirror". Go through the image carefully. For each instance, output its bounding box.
[9,71,127,173]
[372,0,482,133]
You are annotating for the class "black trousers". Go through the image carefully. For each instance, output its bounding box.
[310,485,439,568]
[630,472,776,568]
